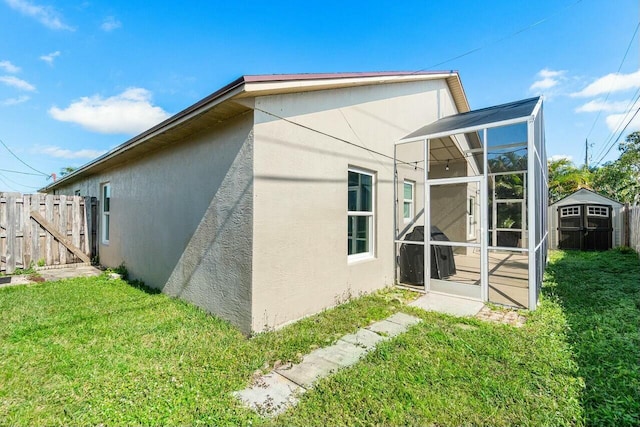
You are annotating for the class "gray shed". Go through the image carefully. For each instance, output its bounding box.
[548,188,624,250]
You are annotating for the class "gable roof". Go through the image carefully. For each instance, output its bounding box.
[400,96,542,143]
[42,71,469,191]
[550,188,623,207]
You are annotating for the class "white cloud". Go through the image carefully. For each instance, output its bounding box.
[530,68,566,93]
[40,50,60,65]
[575,99,631,113]
[101,16,121,31]
[548,154,573,162]
[604,97,640,132]
[4,0,74,31]
[571,69,640,97]
[0,75,36,91]
[0,60,20,73]
[1,95,30,106]
[40,146,106,159]
[49,87,172,134]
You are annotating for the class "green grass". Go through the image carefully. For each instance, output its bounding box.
[543,249,640,427]
[2,249,636,426]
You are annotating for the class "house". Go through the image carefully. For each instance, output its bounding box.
[548,188,624,251]
[43,72,546,333]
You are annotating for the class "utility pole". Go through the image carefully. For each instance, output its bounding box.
[584,138,589,169]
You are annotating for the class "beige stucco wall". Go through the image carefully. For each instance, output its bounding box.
[251,79,459,331]
[54,113,255,333]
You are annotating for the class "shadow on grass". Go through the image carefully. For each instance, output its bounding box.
[543,249,640,427]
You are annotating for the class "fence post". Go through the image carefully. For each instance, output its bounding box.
[6,195,16,274]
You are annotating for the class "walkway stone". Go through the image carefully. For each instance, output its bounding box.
[234,312,422,416]
[476,305,526,327]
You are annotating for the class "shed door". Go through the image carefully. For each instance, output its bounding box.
[583,205,612,250]
[558,204,612,251]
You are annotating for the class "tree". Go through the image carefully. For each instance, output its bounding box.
[592,132,640,204]
[59,166,76,177]
[547,157,592,203]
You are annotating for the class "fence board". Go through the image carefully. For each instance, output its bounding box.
[630,205,640,254]
[0,193,96,273]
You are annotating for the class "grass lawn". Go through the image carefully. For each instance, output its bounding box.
[543,249,640,427]
[0,248,637,426]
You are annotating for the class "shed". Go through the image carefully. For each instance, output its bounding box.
[548,188,624,250]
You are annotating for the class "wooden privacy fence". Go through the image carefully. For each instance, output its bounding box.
[0,193,97,274]
[625,204,640,254]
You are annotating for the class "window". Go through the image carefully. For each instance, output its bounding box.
[74,189,81,196]
[348,168,374,260]
[101,183,111,244]
[587,205,609,217]
[467,195,476,238]
[560,206,580,217]
[403,180,414,223]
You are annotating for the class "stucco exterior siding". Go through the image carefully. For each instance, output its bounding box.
[251,80,459,331]
[55,113,255,333]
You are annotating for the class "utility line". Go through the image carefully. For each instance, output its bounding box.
[0,171,41,190]
[592,87,640,165]
[416,0,584,71]
[0,167,47,176]
[586,21,640,151]
[0,174,19,192]
[594,104,640,164]
[0,138,51,177]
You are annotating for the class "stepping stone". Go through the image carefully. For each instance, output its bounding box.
[339,328,385,349]
[311,339,369,368]
[366,319,410,337]
[233,372,303,416]
[276,352,340,388]
[385,312,422,327]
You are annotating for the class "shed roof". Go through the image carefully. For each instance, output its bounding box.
[400,96,541,143]
[42,71,469,192]
[550,188,624,208]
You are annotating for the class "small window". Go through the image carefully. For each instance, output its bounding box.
[348,168,375,261]
[560,206,580,217]
[403,180,414,223]
[74,189,81,196]
[587,206,609,217]
[101,183,111,244]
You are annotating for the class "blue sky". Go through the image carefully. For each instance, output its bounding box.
[0,0,638,192]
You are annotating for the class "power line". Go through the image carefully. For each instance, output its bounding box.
[0,172,41,190]
[592,88,640,165]
[0,138,51,177]
[585,21,640,147]
[0,174,19,192]
[417,0,584,71]
[0,167,47,176]
[594,104,640,164]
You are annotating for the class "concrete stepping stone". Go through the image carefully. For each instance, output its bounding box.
[233,372,303,416]
[339,328,385,349]
[234,312,422,416]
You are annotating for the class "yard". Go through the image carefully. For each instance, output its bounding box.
[0,249,638,426]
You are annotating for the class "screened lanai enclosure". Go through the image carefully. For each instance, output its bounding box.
[394,97,547,309]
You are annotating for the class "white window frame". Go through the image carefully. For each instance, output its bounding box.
[560,206,580,217]
[587,205,609,217]
[403,180,415,224]
[467,195,477,238]
[348,167,375,262]
[101,182,111,244]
